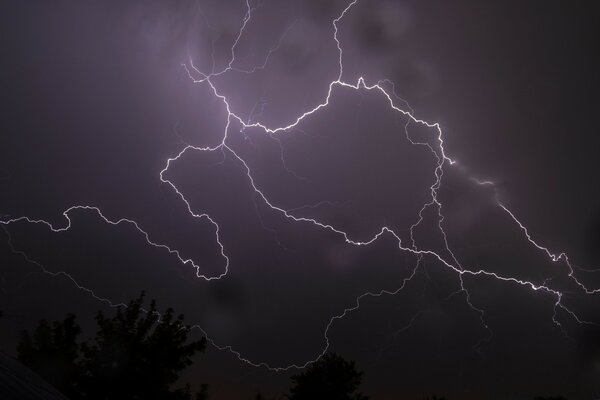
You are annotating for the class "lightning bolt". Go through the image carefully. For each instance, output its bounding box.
[2,0,599,372]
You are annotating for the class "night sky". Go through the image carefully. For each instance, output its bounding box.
[1,1,600,399]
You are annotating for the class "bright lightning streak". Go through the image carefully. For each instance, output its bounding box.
[2,0,599,372]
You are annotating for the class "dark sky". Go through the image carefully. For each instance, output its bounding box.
[1,1,600,399]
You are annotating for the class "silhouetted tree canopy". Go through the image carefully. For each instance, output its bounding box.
[18,292,208,400]
[18,313,81,397]
[287,353,369,400]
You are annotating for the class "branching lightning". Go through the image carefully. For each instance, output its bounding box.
[2,0,599,371]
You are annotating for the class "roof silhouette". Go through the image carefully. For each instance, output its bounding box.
[0,351,69,400]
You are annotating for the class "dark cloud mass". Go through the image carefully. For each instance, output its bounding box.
[1,1,600,399]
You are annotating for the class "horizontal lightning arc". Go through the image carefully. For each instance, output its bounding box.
[1,0,599,372]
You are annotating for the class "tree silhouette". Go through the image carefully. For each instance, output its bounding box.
[18,313,81,397]
[287,353,369,400]
[18,292,208,400]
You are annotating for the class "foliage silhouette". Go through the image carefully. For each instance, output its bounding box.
[287,353,369,400]
[18,292,208,400]
[18,313,81,397]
